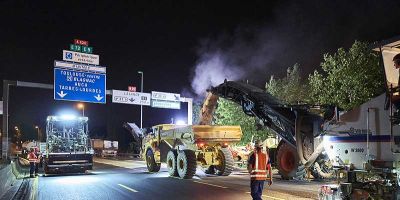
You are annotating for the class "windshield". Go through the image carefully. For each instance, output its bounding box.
[46,119,90,153]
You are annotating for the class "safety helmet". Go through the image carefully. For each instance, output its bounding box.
[254,139,263,148]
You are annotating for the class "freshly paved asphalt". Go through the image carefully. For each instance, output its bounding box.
[36,158,323,200]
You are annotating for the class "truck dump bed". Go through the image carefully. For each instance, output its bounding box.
[159,124,242,144]
[192,125,242,142]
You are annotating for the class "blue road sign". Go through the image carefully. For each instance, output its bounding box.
[54,61,106,104]
[65,52,73,59]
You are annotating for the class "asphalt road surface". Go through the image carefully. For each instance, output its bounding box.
[36,158,324,200]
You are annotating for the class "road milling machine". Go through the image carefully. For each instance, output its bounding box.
[206,37,400,199]
[44,115,93,174]
[207,81,327,179]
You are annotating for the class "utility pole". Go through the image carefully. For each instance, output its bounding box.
[77,103,85,117]
[138,71,144,128]
[35,126,40,142]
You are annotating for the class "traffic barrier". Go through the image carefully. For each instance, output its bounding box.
[12,157,30,178]
[0,157,30,199]
[0,160,15,199]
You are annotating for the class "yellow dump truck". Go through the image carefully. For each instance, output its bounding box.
[142,124,242,179]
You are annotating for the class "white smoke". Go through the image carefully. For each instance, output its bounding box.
[190,29,280,96]
[191,51,244,95]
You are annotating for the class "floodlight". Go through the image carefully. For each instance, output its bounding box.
[60,114,77,120]
[176,120,186,125]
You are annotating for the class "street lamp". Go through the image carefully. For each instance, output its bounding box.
[77,103,85,117]
[35,126,40,142]
[14,126,21,145]
[138,71,144,129]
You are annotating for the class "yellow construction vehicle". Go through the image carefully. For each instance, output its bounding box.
[142,124,242,179]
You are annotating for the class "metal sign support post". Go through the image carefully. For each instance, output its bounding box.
[138,71,143,128]
[180,97,193,125]
[2,80,15,159]
[2,80,53,159]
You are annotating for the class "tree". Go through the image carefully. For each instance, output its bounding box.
[214,98,272,144]
[192,102,202,125]
[308,41,384,110]
[266,63,310,104]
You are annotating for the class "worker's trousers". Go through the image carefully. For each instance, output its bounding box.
[250,180,265,200]
[35,162,39,175]
[29,162,35,177]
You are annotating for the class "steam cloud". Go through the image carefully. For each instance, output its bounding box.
[191,51,244,96]
[190,27,282,96]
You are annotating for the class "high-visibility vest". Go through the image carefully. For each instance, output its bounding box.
[35,153,41,163]
[27,152,37,163]
[250,151,270,181]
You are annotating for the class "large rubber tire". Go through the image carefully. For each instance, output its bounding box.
[276,141,303,180]
[146,149,161,172]
[167,150,178,177]
[205,165,216,174]
[176,150,197,179]
[215,148,234,176]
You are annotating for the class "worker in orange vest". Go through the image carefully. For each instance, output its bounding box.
[34,148,42,176]
[27,148,37,178]
[247,140,273,200]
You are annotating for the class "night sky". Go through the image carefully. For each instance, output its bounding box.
[1,1,400,150]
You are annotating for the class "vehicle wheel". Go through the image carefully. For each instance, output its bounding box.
[215,148,234,176]
[204,165,216,175]
[146,149,161,172]
[276,141,303,180]
[167,149,178,177]
[176,150,197,179]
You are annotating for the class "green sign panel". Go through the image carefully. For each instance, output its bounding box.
[70,44,93,54]
[82,46,93,54]
[70,44,81,52]
[151,99,181,109]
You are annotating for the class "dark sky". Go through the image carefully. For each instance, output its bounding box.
[1,1,400,150]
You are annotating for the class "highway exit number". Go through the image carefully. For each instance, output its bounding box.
[70,44,93,54]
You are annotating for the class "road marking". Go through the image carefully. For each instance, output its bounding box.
[193,181,228,189]
[245,192,285,200]
[118,184,139,193]
[261,195,285,200]
[31,176,39,200]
